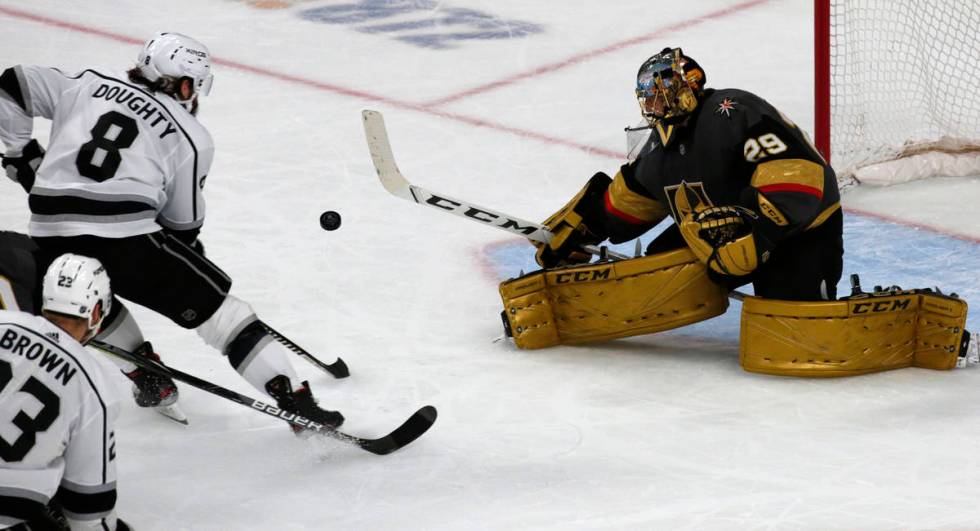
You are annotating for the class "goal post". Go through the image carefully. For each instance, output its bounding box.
[814,0,980,186]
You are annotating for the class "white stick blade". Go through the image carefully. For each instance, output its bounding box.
[362,110,413,199]
[360,109,553,245]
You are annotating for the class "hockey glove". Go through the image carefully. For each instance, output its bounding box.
[534,172,611,268]
[674,183,768,277]
[2,138,44,193]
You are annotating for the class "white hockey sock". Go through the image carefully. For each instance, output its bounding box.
[196,294,299,395]
[233,335,299,394]
[196,295,257,350]
[93,303,144,373]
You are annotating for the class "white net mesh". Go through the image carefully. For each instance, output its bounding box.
[830,0,980,184]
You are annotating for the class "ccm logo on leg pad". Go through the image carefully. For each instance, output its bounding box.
[852,298,912,314]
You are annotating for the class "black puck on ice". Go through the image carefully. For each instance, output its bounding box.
[319,210,341,231]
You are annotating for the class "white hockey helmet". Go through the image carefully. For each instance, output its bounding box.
[42,254,112,335]
[137,32,213,101]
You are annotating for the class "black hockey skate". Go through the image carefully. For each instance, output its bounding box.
[265,375,345,434]
[124,342,178,408]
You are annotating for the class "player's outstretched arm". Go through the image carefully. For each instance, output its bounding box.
[0,65,77,192]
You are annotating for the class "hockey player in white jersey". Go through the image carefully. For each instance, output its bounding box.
[0,254,130,530]
[0,230,182,424]
[0,32,343,432]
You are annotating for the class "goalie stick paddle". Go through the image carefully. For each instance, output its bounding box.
[90,340,436,456]
[361,109,629,260]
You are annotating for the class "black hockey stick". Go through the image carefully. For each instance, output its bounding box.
[90,340,436,455]
[260,323,350,379]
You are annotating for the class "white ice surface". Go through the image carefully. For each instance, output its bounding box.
[1,1,980,529]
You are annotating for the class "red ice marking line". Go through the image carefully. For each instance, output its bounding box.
[0,6,621,159]
[6,4,978,244]
[202,59,624,157]
[843,206,980,245]
[0,5,142,44]
[472,243,506,286]
[423,0,772,108]
[472,238,528,285]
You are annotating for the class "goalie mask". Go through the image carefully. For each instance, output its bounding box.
[636,47,705,125]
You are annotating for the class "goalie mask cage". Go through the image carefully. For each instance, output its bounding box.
[814,0,980,186]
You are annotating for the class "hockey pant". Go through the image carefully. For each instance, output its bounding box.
[35,232,299,394]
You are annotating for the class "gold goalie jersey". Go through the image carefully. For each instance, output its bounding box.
[604,88,841,249]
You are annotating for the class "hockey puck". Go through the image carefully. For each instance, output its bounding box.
[319,210,341,231]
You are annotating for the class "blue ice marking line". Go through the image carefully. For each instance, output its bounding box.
[299,1,543,49]
[483,215,980,342]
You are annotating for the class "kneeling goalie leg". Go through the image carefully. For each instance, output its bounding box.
[740,284,971,377]
[499,248,729,349]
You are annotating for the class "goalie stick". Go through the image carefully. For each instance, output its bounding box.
[90,340,437,456]
[361,109,630,261]
[363,111,758,319]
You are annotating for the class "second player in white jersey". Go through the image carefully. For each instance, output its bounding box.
[0,64,214,238]
[0,255,126,530]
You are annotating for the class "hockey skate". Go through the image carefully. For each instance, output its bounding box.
[958,331,979,368]
[124,342,186,425]
[265,375,345,435]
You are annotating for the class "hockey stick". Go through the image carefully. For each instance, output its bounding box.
[90,340,436,456]
[259,323,350,379]
[362,109,630,261]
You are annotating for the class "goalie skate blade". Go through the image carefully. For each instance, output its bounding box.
[155,403,189,426]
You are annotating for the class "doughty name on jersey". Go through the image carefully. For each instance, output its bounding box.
[91,82,179,139]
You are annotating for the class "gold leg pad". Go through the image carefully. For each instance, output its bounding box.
[499,249,729,349]
[739,291,969,377]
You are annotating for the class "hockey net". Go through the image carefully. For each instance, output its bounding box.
[816,0,980,186]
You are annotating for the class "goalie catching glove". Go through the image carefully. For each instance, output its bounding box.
[674,182,770,277]
[534,172,611,268]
